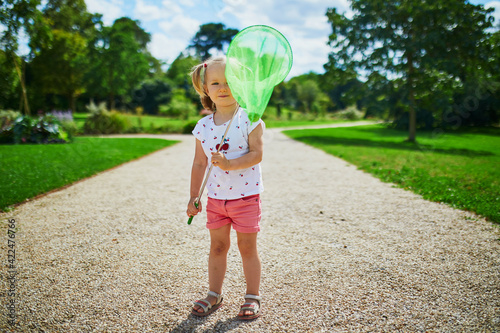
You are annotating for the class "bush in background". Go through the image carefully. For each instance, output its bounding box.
[83,102,131,134]
[0,110,69,144]
[335,106,364,120]
[48,110,79,141]
[160,89,197,119]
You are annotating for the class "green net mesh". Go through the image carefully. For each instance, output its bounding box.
[226,25,293,123]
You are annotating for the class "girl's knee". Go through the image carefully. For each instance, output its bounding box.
[210,240,230,256]
[237,238,258,257]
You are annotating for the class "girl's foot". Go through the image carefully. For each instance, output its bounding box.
[238,294,261,320]
[192,291,223,317]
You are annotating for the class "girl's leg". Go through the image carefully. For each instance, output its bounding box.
[193,223,231,313]
[236,231,261,316]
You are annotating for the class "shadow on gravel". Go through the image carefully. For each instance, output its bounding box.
[170,314,247,332]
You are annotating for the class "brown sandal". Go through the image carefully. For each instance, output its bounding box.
[238,294,261,320]
[191,291,223,317]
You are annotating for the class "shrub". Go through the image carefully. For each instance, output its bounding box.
[60,121,79,142]
[160,89,197,119]
[335,106,364,120]
[48,110,78,141]
[0,110,21,143]
[182,120,198,134]
[0,111,69,144]
[83,102,131,134]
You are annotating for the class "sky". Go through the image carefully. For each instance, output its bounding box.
[8,0,500,79]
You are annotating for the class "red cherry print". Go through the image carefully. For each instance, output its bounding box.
[217,184,220,187]
[203,124,206,127]
[241,193,245,196]
[229,186,233,190]
[225,171,229,174]
[214,193,217,196]
[202,140,205,143]
[252,167,255,170]
[239,146,243,149]
[216,143,229,151]
[239,174,243,177]
[214,136,217,140]
[237,126,240,129]
[245,182,248,185]
[197,131,200,134]
[256,182,259,186]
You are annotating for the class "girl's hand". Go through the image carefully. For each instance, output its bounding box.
[211,152,231,170]
[187,197,202,217]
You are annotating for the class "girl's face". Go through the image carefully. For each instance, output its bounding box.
[204,63,237,110]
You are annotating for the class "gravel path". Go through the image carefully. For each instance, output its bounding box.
[1,123,499,332]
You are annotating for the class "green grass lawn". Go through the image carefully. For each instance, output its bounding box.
[0,137,177,211]
[284,124,500,224]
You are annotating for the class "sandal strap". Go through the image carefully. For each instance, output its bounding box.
[193,299,211,313]
[208,291,223,303]
[244,294,262,304]
[241,303,258,310]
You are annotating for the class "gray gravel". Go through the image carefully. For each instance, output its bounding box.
[1,124,499,332]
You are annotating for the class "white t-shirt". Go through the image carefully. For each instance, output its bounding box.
[192,107,265,200]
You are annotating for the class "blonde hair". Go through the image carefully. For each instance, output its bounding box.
[190,56,226,111]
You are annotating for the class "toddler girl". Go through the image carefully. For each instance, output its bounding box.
[186,56,265,320]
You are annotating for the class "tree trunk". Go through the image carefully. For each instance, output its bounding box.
[13,55,30,116]
[69,93,76,113]
[109,92,115,110]
[407,51,417,143]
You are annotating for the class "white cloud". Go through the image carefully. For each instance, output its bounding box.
[158,14,200,40]
[85,0,124,25]
[485,1,500,25]
[150,32,180,64]
[147,2,201,64]
[134,0,171,22]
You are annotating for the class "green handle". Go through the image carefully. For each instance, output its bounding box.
[187,201,199,225]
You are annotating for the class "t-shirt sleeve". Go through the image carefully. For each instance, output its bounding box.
[192,121,203,141]
[248,119,265,135]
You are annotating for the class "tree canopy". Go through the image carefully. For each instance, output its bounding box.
[189,23,238,60]
[326,0,495,141]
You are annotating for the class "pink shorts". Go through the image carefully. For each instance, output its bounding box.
[206,194,261,233]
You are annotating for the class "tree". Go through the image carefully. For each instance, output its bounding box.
[0,0,41,114]
[166,52,201,104]
[29,0,99,113]
[326,0,494,142]
[86,17,152,110]
[189,23,238,60]
[132,78,172,115]
[321,60,363,112]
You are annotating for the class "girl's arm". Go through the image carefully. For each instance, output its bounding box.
[187,139,207,216]
[211,123,263,171]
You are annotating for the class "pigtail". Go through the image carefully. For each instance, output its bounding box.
[190,63,215,111]
[190,64,205,97]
